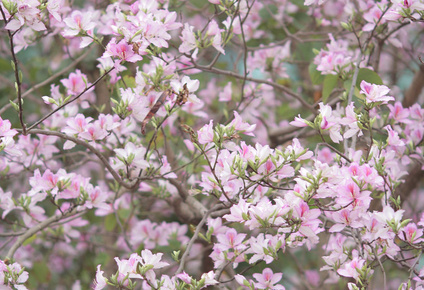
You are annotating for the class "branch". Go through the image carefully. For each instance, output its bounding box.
[0,230,27,237]
[176,204,221,274]
[1,5,26,134]
[19,129,138,189]
[185,64,318,114]
[169,178,208,221]
[403,64,424,107]
[6,207,80,259]
[26,67,114,132]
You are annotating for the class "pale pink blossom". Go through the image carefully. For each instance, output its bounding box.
[103,38,143,63]
[337,250,367,280]
[229,111,256,136]
[198,120,215,144]
[179,23,198,56]
[113,142,149,170]
[253,268,285,290]
[219,82,233,102]
[62,10,97,37]
[385,125,405,147]
[5,0,46,31]
[290,115,310,127]
[360,80,394,104]
[93,265,107,290]
[400,223,424,244]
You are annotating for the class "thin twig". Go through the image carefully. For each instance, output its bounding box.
[176,204,221,274]
[18,129,138,189]
[6,207,80,259]
[26,67,114,132]
[1,5,26,134]
[185,64,317,113]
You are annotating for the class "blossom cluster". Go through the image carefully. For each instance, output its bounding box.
[1,0,424,289]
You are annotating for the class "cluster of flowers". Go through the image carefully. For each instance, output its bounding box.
[1,0,424,289]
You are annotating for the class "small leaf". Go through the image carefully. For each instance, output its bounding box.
[122,75,136,88]
[356,68,383,87]
[343,80,361,101]
[23,234,37,246]
[104,214,117,231]
[322,74,338,103]
[308,63,325,85]
[31,261,51,283]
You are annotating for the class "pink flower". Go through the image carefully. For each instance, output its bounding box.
[47,0,65,22]
[337,250,368,280]
[363,5,385,32]
[0,117,18,138]
[388,102,411,124]
[198,120,215,144]
[219,82,233,102]
[176,272,192,284]
[85,186,109,210]
[340,103,362,138]
[63,10,97,37]
[318,103,343,143]
[229,111,256,136]
[289,115,310,127]
[60,69,91,96]
[216,228,247,252]
[400,223,424,244]
[93,265,107,290]
[393,0,424,10]
[179,23,198,56]
[375,206,405,232]
[314,34,352,75]
[207,20,225,54]
[248,234,284,264]
[223,199,250,223]
[336,182,371,209]
[385,125,405,147]
[79,123,108,141]
[253,268,285,290]
[113,142,149,170]
[360,80,394,104]
[5,0,46,31]
[62,114,94,135]
[329,208,363,233]
[103,39,143,63]
[200,271,219,287]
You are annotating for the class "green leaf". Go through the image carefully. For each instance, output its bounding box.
[356,68,383,87]
[104,214,117,231]
[22,234,37,246]
[308,63,325,85]
[122,75,136,88]
[31,261,51,283]
[322,74,338,103]
[343,80,362,101]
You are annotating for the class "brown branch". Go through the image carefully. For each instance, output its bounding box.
[26,67,114,132]
[6,207,80,259]
[176,204,221,275]
[19,129,138,189]
[403,64,424,107]
[187,64,318,114]
[1,5,26,134]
